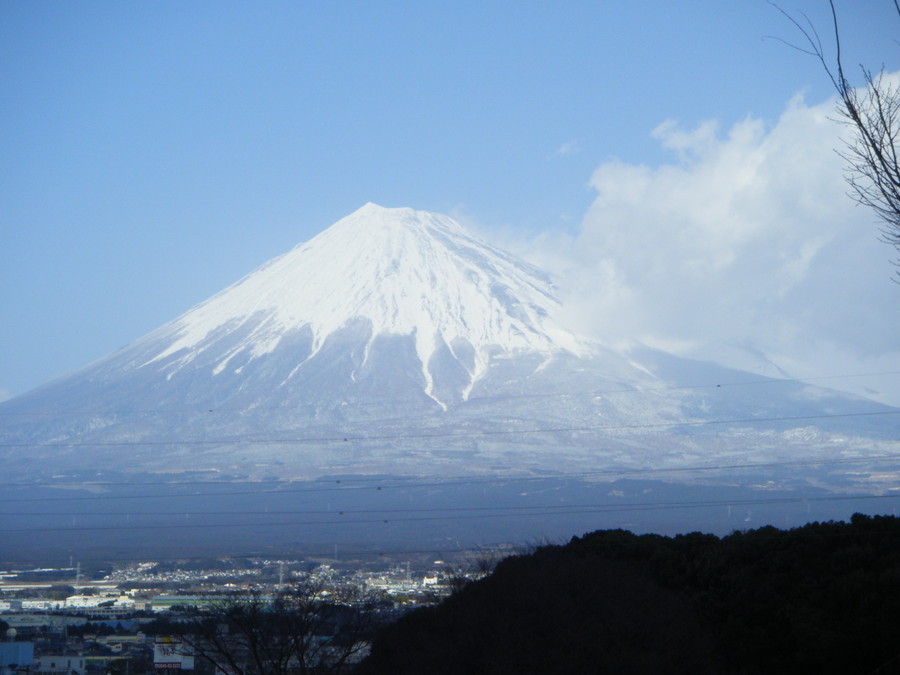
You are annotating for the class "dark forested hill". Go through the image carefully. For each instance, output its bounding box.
[357,514,900,674]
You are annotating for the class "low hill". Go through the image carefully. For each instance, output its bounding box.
[357,514,900,674]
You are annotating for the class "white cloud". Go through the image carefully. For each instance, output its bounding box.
[526,90,900,405]
[0,388,10,403]
[554,141,582,156]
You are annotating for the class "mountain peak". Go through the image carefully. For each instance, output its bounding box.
[328,203,470,243]
[139,204,588,404]
[3,204,895,492]
[350,201,417,218]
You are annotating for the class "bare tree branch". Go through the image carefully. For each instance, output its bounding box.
[775,0,900,280]
[175,580,378,675]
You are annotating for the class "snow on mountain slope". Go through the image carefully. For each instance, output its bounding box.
[139,203,588,405]
[1,204,897,488]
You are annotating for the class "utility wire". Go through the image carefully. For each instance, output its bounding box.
[4,451,900,489]
[0,369,897,418]
[0,410,897,450]
[5,523,900,567]
[6,492,900,519]
[1,493,898,534]
[3,452,900,501]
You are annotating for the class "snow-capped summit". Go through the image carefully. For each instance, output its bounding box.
[1,204,896,488]
[140,203,588,404]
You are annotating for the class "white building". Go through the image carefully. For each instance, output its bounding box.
[64,595,106,609]
[21,600,60,611]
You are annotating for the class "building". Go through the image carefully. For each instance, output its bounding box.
[153,637,194,671]
[33,654,86,675]
[0,642,34,675]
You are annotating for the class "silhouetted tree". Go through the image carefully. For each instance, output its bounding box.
[357,516,900,674]
[179,580,377,675]
[441,547,505,596]
[359,540,720,674]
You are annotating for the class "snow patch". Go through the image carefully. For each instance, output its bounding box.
[137,204,592,400]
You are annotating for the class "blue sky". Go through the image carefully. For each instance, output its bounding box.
[3,1,900,403]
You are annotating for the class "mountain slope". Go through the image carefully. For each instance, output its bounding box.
[134,203,587,407]
[0,204,897,488]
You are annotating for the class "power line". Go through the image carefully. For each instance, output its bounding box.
[2,452,900,500]
[4,451,900,489]
[1,410,897,450]
[0,369,897,418]
[4,523,899,567]
[1,493,897,535]
[0,543,518,567]
[0,542,528,567]
[6,492,900,519]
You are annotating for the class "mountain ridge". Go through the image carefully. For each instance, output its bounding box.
[132,203,588,406]
[0,204,897,490]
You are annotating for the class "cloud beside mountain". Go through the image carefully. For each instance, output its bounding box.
[517,87,900,406]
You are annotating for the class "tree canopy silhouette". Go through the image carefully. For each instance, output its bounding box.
[357,515,900,674]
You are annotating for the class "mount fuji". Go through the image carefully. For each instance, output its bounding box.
[2,204,898,558]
